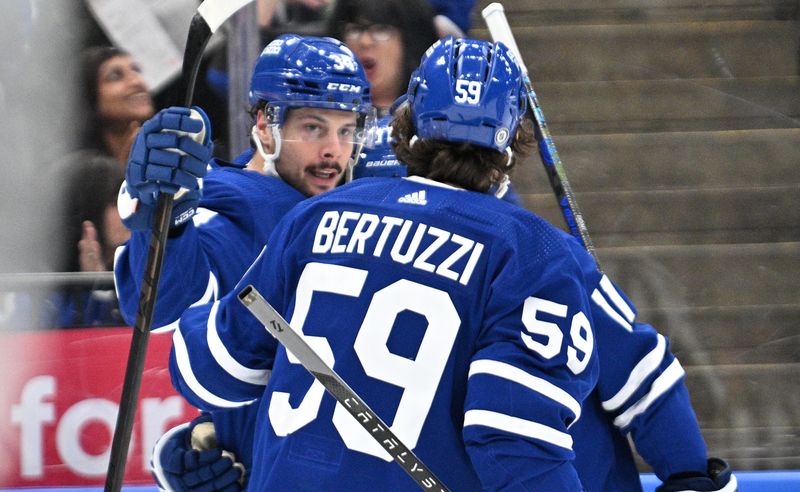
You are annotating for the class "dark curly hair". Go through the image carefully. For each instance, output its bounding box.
[391,103,535,193]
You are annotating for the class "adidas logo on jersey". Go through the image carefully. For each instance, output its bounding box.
[398,190,428,205]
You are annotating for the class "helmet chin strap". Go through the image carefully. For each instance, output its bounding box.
[345,139,366,183]
[251,125,282,178]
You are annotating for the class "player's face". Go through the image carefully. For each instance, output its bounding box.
[344,24,404,109]
[275,108,357,196]
[96,55,154,125]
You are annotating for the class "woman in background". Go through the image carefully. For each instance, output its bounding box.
[327,0,439,114]
[79,46,154,165]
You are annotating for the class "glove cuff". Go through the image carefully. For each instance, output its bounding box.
[151,421,191,491]
[708,457,737,492]
[657,458,738,492]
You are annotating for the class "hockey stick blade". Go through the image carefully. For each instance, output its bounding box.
[482,2,601,269]
[238,285,450,492]
[104,1,255,491]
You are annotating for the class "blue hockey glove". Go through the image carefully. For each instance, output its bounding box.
[118,180,203,232]
[657,458,737,492]
[151,414,245,492]
[120,106,212,232]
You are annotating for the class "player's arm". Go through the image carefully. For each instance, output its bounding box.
[585,269,705,469]
[114,221,221,329]
[590,275,736,490]
[113,106,217,328]
[114,175,262,330]
[464,245,599,491]
[150,413,245,492]
[563,231,736,490]
[167,209,297,410]
[168,260,275,410]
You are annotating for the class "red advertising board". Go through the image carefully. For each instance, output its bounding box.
[0,327,198,487]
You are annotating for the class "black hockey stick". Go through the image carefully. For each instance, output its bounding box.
[105,1,254,490]
[482,2,601,268]
[238,285,450,492]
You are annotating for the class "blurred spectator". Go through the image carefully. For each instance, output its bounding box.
[258,0,332,33]
[207,0,334,96]
[207,3,332,116]
[36,45,149,328]
[79,46,155,166]
[51,152,129,327]
[327,0,439,114]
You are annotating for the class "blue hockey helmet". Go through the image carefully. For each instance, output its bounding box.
[354,115,407,179]
[249,34,372,122]
[248,34,375,178]
[406,36,526,153]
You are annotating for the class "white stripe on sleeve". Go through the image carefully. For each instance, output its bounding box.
[599,275,635,323]
[172,326,255,408]
[464,409,573,450]
[153,271,220,333]
[206,301,271,385]
[602,334,666,412]
[469,359,581,422]
[613,358,685,429]
[192,207,219,227]
[112,245,126,306]
[591,288,633,332]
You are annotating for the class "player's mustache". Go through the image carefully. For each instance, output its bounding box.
[308,161,343,174]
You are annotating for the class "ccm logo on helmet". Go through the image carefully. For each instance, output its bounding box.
[327,82,362,93]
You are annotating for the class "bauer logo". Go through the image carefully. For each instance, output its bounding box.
[366,159,400,167]
[327,82,362,93]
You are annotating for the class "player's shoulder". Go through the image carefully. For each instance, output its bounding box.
[430,183,584,277]
[440,182,568,255]
[300,176,567,253]
[288,177,399,215]
[554,228,602,280]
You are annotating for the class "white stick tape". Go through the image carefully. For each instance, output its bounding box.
[198,0,254,32]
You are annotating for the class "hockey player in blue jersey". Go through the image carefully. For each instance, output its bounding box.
[167,37,601,490]
[125,32,734,492]
[352,115,407,179]
[112,34,373,487]
[159,136,736,492]
[114,33,374,330]
[149,83,735,492]
[149,114,408,492]
[348,120,738,491]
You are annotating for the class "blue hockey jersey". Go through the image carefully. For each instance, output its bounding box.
[170,176,600,491]
[560,230,708,490]
[114,162,305,329]
[208,204,709,492]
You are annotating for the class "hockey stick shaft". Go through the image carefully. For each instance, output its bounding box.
[482,2,601,268]
[237,285,450,492]
[105,2,254,490]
